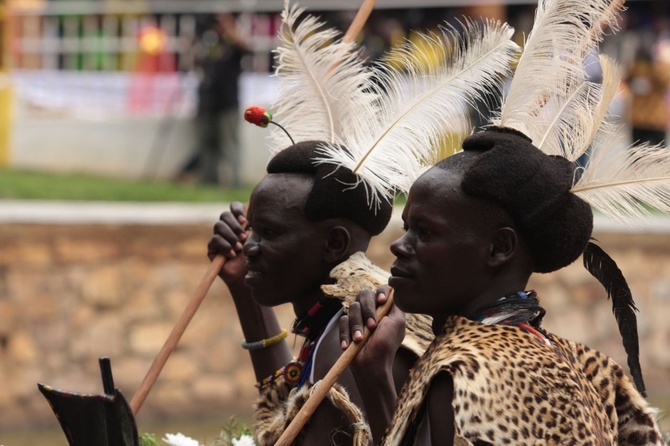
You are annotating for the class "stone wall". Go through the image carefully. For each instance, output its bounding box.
[1,219,669,430]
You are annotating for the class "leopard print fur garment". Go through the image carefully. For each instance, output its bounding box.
[252,252,435,445]
[382,315,664,446]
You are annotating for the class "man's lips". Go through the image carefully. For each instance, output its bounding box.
[245,264,265,279]
[390,265,413,279]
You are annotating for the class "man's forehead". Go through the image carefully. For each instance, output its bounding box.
[249,173,313,212]
[259,172,314,188]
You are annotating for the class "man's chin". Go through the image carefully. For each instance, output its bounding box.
[389,276,414,302]
[249,290,289,308]
[391,287,421,314]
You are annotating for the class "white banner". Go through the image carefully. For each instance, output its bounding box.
[11,69,278,120]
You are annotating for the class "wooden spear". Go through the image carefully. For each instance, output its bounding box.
[130,254,225,414]
[342,0,377,44]
[129,0,377,415]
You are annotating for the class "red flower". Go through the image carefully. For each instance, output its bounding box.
[244,105,272,128]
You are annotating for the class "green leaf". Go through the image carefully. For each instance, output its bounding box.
[139,432,160,446]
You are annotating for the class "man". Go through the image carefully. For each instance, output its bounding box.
[341,128,666,445]
[338,1,668,440]
[208,140,432,445]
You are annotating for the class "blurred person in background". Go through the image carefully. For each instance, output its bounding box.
[625,16,670,146]
[177,13,250,186]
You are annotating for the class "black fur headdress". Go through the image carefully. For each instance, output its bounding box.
[267,141,392,236]
[460,128,593,274]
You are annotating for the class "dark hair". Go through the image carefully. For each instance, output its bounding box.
[436,127,593,273]
[266,141,394,236]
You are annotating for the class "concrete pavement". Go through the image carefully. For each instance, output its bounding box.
[1,199,669,233]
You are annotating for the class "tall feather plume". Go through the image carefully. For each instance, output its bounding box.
[534,80,603,158]
[572,140,670,222]
[269,0,378,155]
[495,0,623,141]
[316,19,519,205]
[563,59,670,223]
[488,0,669,226]
[577,56,622,157]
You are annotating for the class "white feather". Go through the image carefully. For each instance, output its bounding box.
[581,56,622,154]
[534,80,602,159]
[496,0,623,139]
[269,0,378,155]
[572,141,670,222]
[316,19,519,205]
[564,60,670,223]
[535,56,622,161]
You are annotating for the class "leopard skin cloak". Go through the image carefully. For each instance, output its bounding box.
[252,252,434,446]
[382,315,665,446]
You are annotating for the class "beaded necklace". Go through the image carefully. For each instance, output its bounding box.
[469,290,550,345]
[283,297,344,387]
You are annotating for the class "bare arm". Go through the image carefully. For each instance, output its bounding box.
[427,372,455,446]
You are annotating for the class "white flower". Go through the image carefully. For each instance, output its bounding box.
[162,432,202,446]
[231,434,256,446]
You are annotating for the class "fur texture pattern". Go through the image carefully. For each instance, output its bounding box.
[382,316,664,446]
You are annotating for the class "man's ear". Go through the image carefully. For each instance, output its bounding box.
[324,226,351,263]
[488,227,517,267]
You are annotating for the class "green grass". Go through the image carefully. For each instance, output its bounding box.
[0,168,254,202]
[0,168,409,205]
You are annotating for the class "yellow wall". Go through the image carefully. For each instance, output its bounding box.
[0,3,11,167]
[0,84,11,167]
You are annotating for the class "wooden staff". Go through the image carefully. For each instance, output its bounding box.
[129,0,376,416]
[343,0,376,44]
[275,290,393,446]
[130,254,225,414]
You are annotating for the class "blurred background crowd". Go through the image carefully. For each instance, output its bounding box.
[0,0,668,187]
